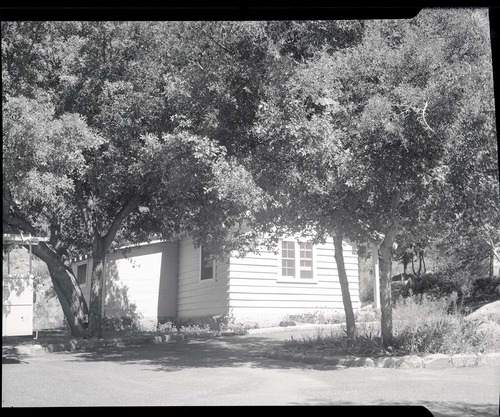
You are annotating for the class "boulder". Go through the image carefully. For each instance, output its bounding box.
[475,320,500,341]
[465,300,500,325]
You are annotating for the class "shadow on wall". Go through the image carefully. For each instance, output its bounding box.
[3,248,34,319]
[104,259,140,326]
[3,248,67,330]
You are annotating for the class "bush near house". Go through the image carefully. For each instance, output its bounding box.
[283,295,499,357]
[391,270,500,311]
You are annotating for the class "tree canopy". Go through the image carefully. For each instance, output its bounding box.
[3,12,498,342]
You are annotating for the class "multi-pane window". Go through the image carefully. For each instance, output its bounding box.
[200,246,215,280]
[281,241,296,277]
[280,240,314,280]
[77,263,87,286]
[299,242,313,279]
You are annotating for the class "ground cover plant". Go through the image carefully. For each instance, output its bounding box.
[282,294,499,357]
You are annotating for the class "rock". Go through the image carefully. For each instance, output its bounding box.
[424,353,451,369]
[397,355,425,369]
[449,354,482,367]
[465,300,500,325]
[475,320,500,342]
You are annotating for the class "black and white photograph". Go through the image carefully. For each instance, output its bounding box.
[2,7,500,414]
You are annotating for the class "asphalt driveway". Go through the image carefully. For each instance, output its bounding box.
[2,329,500,413]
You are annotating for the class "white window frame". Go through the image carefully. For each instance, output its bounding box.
[199,246,216,282]
[277,239,317,283]
[75,261,89,288]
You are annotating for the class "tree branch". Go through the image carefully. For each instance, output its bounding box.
[420,101,435,133]
[102,172,153,249]
[3,212,38,236]
[102,195,140,249]
[201,27,234,56]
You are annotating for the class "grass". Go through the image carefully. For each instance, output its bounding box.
[282,294,500,357]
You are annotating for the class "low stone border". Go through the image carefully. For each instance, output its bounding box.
[264,349,500,368]
[2,331,229,356]
[3,334,175,355]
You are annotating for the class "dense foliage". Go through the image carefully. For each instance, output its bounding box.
[3,11,498,343]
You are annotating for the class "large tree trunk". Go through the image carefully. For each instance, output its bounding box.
[333,233,356,342]
[87,237,106,338]
[31,242,89,337]
[379,190,400,349]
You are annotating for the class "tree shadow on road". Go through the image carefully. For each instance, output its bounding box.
[2,355,29,364]
[59,334,345,372]
[285,399,499,416]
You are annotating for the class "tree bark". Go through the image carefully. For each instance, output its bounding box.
[85,196,141,338]
[88,237,106,338]
[379,189,400,349]
[333,233,356,342]
[31,242,90,337]
[489,248,494,279]
[403,252,409,277]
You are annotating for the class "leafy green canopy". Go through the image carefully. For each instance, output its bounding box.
[2,21,271,263]
[248,9,498,258]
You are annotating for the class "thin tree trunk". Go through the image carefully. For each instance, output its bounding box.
[88,237,106,338]
[86,196,140,338]
[402,252,410,280]
[333,233,356,342]
[31,242,89,337]
[489,249,494,279]
[379,190,400,349]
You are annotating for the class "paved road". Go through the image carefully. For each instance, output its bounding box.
[2,331,500,414]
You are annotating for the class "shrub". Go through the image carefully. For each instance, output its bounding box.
[470,276,500,302]
[282,295,498,356]
[102,316,138,332]
[392,293,496,354]
[283,325,387,357]
[401,272,464,299]
[157,314,250,336]
[283,310,347,325]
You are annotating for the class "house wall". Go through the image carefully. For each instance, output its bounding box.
[102,241,178,331]
[157,240,179,322]
[228,237,360,327]
[176,237,230,321]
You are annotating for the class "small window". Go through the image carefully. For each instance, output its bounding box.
[200,246,215,281]
[77,263,87,286]
[279,239,316,281]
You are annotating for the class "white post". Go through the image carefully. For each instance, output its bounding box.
[372,243,380,309]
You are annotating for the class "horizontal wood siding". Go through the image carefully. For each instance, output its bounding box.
[228,237,360,326]
[177,237,229,319]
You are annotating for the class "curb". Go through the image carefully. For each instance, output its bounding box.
[2,331,237,356]
[263,349,500,368]
[2,334,178,355]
